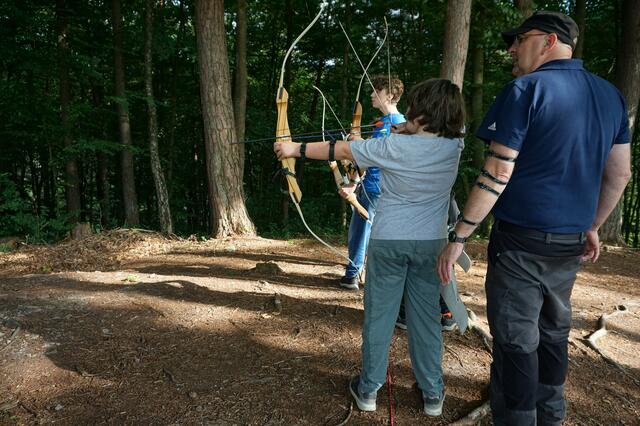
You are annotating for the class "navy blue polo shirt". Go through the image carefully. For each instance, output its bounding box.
[477,59,630,233]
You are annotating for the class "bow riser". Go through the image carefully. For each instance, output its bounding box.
[276,87,302,203]
[328,161,369,220]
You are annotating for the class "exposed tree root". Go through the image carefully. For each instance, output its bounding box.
[583,304,640,385]
[450,400,491,426]
[467,310,492,353]
[328,401,352,426]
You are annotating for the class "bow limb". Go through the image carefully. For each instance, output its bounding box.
[339,18,389,116]
[275,5,358,267]
[341,18,389,181]
[276,4,326,204]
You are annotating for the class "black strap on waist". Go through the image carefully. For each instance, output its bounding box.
[495,220,586,244]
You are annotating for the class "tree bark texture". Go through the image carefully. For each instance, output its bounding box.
[145,0,173,235]
[195,0,256,237]
[233,0,247,153]
[112,0,140,226]
[56,0,82,224]
[440,0,472,89]
[601,0,640,243]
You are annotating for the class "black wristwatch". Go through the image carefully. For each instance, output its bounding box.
[448,230,467,244]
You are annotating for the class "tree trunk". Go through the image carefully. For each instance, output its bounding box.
[111,0,140,226]
[601,0,640,243]
[233,0,247,152]
[440,0,472,89]
[145,0,173,235]
[56,0,82,225]
[573,0,586,59]
[166,0,185,195]
[470,46,484,167]
[194,0,255,237]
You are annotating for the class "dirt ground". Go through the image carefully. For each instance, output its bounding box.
[0,230,638,425]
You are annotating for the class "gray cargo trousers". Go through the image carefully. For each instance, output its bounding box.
[486,221,586,426]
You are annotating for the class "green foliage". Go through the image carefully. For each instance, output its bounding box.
[0,0,637,246]
[0,173,71,242]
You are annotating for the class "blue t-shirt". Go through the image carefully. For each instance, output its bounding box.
[363,113,406,194]
[476,59,630,233]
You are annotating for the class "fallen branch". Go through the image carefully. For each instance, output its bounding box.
[445,344,464,368]
[332,401,353,426]
[0,325,21,353]
[19,401,37,417]
[450,400,491,425]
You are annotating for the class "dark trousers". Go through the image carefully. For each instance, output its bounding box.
[486,221,585,426]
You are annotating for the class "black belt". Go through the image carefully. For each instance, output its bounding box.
[494,220,586,244]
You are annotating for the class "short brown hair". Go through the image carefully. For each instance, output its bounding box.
[372,75,404,103]
[406,79,465,139]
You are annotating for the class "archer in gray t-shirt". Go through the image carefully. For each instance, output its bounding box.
[273,78,466,415]
[350,133,463,241]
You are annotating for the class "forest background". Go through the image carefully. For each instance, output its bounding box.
[1,0,638,248]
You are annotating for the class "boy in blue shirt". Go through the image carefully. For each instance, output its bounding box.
[339,75,405,290]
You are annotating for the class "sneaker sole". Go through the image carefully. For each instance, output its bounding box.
[395,322,407,330]
[340,283,359,290]
[424,405,443,416]
[441,324,457,332]
[349,383,376,411]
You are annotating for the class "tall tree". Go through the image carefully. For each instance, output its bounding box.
[144,0,173,234]
[601,0,640,243]
[194,0,255,237]
[233,0,247,151]
[56,0,82,225]
[440,0,472,88]
[111,0,140,226]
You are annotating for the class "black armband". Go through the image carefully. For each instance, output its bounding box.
[457,213,479,226]
[299,143,307,160]
[328,140,336,162]
[476,181,501,196]
[487,149,516,163]
[480,168,508,185]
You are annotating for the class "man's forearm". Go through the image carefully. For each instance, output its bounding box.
[455,141,518,237]
[591,174,631,230]
[454,185,500,237]
[591,143,632,231]
[293,141,353,162]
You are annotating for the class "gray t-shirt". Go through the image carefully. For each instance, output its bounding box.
[350,133,463,240]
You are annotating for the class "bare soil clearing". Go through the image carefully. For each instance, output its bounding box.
[0,231,638,425]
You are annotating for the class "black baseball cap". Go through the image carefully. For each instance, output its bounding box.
[502,11,579,49]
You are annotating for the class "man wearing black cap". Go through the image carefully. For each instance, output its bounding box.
[437,10,631,426]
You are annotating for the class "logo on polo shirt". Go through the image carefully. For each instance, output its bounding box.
[488,122,496,131]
